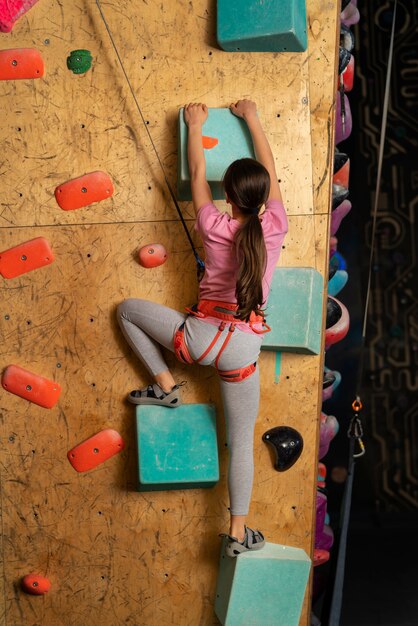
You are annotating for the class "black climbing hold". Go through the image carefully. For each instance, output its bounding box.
[334,151,349,174]
[338,47,351,75]
[326,297,341,329]
[262,426,304,472]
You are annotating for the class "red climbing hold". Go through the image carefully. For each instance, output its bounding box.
[54,171,114,211]
[2,365,61,408]
[338,54,355,93]
[333,158,350,189]
[313,549,330,567]
[0,237,54,279]
[317,462,327,488]
[0,0,40,33]
[67,429,125,472]
[325,296,350,348]
[0,48,44,80]
[21,573,51,595]
[138,243,168,268]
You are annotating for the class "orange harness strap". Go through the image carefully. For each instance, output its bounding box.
[195,322,227,364]
[214,323,235,369]
[219,361,257,383]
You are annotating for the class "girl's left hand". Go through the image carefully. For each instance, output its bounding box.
[184,103,208,127]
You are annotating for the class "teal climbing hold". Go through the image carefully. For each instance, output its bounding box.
[67,49,93,74]
[177,107,255,201]
[328,269,348,296]
[136,403,219,491]
[262,267,324,355]
[217,0,308,53]
[215,539,311,626]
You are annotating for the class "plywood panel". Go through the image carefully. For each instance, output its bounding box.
[0,223,316,625]
[2,0,313,229]
[308,0,340,215]
[0,0,339,624]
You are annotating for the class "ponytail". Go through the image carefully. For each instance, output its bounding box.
[235,214,267,320]
[223,158,270,321]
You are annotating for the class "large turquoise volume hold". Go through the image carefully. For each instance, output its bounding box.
[215,540,311,626]
[217,0,308,53]
[262,267,324,355]
[136,403,219,491]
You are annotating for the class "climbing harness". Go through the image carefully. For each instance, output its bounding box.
[95,0,205,281]
[328,4,398,624]
[173,300,270,382]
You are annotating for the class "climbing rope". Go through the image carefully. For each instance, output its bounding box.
[95,0,205,281]
[328,3,398,624]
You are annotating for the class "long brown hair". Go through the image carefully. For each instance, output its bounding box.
[223,158,270,321]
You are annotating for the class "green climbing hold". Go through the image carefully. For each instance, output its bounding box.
[67,49,92,74]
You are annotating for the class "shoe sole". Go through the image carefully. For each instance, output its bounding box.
[127,395,182,407]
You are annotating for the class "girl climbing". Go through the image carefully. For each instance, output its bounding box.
[117,99,288,557]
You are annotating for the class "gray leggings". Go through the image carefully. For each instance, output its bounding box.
[117,298,263,516]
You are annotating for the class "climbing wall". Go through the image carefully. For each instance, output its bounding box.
[0,1,338,624]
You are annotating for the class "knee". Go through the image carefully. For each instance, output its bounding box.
[116,299,134,323]
[117,298,151,325]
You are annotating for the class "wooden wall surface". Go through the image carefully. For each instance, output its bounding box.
[0,1,338,624]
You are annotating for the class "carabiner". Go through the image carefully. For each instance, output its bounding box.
[353,437,366,458]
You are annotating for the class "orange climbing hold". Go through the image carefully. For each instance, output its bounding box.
[202,135,219,150]
[0,237,54,279]
[54,171,114,211]
[0,48,44,80]
[138,243,168,268]
[21,573,51,595]
[2,365,61,408]
[67,429,125,472]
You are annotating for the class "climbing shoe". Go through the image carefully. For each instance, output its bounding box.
[220,526,266,557]
[128,382,184,407]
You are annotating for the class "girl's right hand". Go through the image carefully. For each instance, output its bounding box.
[230,99,257,121]
[184,103,208,127]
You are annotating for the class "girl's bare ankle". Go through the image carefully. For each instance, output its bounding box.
[230,527,245,542]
